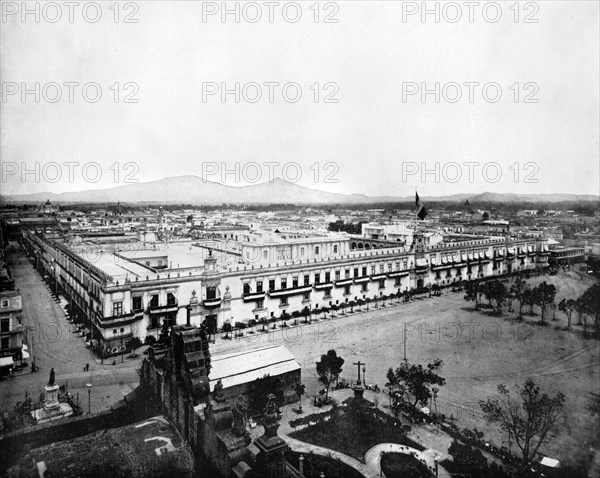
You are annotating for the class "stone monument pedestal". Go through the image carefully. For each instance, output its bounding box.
[32,383,73,423]
[353,383,365,400]
[254,433,288,478]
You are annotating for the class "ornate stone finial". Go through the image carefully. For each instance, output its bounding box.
[262,393,280,437]
[48,368,55,386]
[212,379,226,403]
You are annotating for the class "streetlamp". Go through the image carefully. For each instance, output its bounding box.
[86,383,92,414]
[298,455,304,477]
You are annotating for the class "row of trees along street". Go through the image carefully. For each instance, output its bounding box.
[464,275,600,337]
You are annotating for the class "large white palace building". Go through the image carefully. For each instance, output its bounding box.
[22,227,549,356]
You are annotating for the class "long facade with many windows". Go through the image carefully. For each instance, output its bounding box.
[22,230,549,356]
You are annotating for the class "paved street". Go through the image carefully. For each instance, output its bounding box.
[0,245,141,414]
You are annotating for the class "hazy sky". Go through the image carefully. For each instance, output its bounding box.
[1,0,599,198]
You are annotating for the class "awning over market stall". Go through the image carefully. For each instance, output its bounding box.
[540,457,560,468]
[0,356,14,367]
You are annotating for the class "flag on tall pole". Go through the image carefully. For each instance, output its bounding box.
[416,191,428,220]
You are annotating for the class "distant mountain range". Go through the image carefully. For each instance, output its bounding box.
[1,176,598,205]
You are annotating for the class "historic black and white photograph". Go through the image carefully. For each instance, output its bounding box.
[0,1,599,477]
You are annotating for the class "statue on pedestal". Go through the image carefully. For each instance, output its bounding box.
[48,368,55,386]
[213,379,226,403]
[232,394,248,437]
[261,393,280,437]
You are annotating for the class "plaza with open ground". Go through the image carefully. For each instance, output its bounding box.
[210,269,599,470]
[3,240,598,471]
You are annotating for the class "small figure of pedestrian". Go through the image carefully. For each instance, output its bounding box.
[85,363,89,371]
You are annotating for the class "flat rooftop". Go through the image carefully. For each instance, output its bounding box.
[209,345,300,391]
[66,240,238,283]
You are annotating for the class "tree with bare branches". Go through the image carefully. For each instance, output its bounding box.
[480,379,566,464]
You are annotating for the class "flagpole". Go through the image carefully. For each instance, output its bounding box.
[414,188,418,233]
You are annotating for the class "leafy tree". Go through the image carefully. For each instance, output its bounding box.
[579,283,600,338]
[300,307,311,323]
[316,350,345,401]
[127,337,142,355]
[523,286,536,316]
[311,307,321,321]
[356,298,365,311]
[279,310,290,327]
[385,367,399,399]
[482,280,509,315]
[390,387,407,419]
[532,282,556,324]
[250,374,284,412]
[510,275,529,319]
[221,322,232,339]
[390,359,446,413]
[574,297,585,325]
[480,379,566,463]
[349,300,357,313]
[558,298,576,329]
[464,281,482,310]
[327,220,365,234]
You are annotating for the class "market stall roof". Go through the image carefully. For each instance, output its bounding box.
[0,356,14,367]
[540,457,560,468]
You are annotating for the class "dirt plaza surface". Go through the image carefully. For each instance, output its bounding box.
[212,270,599,468]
